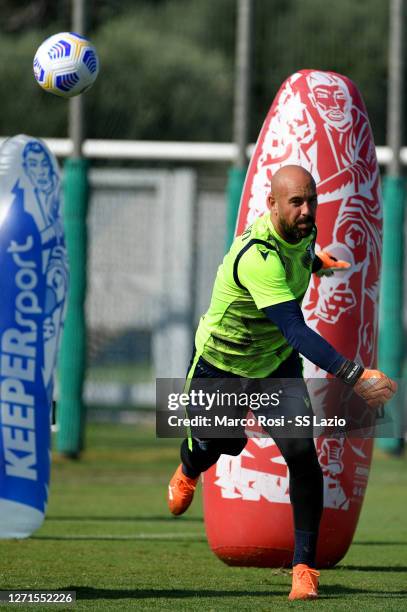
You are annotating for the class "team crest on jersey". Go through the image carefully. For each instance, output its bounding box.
[302,241,316,268]
[307,242,316,261]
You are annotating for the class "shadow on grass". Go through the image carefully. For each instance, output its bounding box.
[68,587,282,600]
[338,565,407,573]
[46,515,203,523]
[352,541,407,546]
[320,584,407,599]
[53,585,407,601]
[32,535,207,542]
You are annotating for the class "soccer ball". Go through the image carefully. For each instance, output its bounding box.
[33,32,99,98]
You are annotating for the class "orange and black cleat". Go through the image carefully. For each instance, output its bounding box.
[288,564,320,601]
[167,464,199,516]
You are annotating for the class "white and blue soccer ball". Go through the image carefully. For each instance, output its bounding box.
[33,32,99,98]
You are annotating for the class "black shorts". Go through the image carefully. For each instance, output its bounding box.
[186,350,314,439]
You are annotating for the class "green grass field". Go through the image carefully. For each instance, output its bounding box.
[0,424,406,611]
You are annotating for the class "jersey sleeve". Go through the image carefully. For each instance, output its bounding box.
[263,300,345,374]
[237,246,295,309]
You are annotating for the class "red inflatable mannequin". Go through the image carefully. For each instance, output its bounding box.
[203,70,381,567]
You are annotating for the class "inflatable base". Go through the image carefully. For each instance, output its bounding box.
[0,499,44,539]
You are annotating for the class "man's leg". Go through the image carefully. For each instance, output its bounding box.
[168,437,247,516]
[274,436,323,566]
[274,435,322,600]
[181,437,247,478]
[262,351,322,599]
[168,354,246,515]
[266,350,323,566]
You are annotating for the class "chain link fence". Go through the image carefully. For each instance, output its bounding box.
[84,167,227,413]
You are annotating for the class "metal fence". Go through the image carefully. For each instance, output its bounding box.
[84,167,227,407]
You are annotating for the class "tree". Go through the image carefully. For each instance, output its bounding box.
[0,0,401,145]
[253,0,390,144]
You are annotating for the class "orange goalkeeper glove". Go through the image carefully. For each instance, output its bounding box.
[353,369,398,409]
[336,361,397,409]
[315,250,351,277]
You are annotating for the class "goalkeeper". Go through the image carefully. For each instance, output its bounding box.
[167,165,397,601]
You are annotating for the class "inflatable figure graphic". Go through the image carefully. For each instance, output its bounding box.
[0,135,68,537]
[204,70,382,567]
[215,438,290,503]
[318,438,349,510]
[239,70,381,372]
[23,142,59,227]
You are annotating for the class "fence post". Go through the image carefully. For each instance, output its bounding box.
[57,158,89,456]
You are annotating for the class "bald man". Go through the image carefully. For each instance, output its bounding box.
[167,165,396,600]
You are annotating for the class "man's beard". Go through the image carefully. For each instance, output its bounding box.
[280,217,314,241]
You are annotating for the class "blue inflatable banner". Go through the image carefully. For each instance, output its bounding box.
[0,135,68,537]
